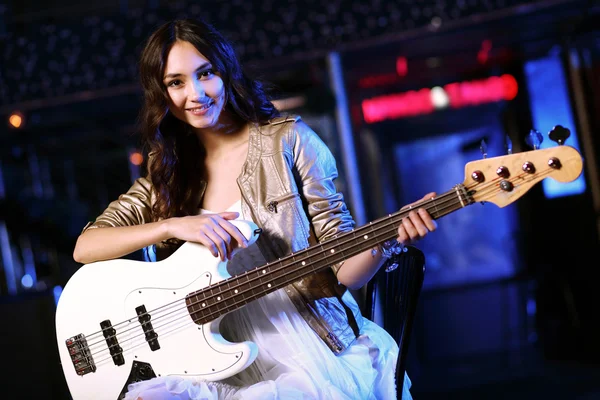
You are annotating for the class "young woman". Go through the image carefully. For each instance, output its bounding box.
[73,18,437,400]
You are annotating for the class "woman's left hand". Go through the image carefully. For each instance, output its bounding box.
[396,192,438,245]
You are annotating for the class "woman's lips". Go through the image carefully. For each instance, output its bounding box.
[186,101,213,115]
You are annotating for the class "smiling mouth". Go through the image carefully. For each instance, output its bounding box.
[186,101,214,115]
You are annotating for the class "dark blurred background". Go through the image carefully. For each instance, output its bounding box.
[1,0,600,398]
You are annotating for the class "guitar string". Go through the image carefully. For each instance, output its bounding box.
[82,214,434,368]
[95,152,568,340]
[132,162,552,351]
[79,175,529,372]
[73,173,510,368]
[70,168,545,368]
[71,177,493,366]
[74,186,472,363]
[78,185,467,350]
[81,209,430,362]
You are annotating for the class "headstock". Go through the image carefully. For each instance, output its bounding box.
[463,145,583,208]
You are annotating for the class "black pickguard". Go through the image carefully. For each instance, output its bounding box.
[117,361,156,400]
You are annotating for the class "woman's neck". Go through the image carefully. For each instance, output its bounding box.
[194,114,249,157]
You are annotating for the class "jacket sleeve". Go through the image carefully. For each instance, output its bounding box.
[290,120,356,272]
[81,177,154,233]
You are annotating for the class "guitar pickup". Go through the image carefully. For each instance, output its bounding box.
[100,320,125,366]
[66,334,96,376]
[136,305,160,351]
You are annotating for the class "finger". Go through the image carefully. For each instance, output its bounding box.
[401,192,437,211]
[407,210,429,238]
[417,208,438,232]
[209,222,235,258]
[399,213,420,242]
[421,192,437,201]
[218,211,240,220]
[202,228,230,261]
[400,203,411,211]
[196,231,220,258]
[200,215,233,260]
[217,219,249,248]
[397,224,410,245]
[401,198,424,211]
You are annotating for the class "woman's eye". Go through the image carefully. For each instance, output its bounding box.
[167,79,182,87]
[199,69,214,79]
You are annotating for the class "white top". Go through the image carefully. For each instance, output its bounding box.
[125,200,411,400]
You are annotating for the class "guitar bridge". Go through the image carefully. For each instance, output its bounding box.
[65,334,96,376]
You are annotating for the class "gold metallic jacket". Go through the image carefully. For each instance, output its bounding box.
[83,115,364,354]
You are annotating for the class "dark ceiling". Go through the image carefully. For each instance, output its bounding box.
[0,0,598,154]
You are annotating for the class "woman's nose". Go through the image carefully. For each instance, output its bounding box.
[187,79,204,99]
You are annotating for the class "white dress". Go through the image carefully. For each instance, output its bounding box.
[125,201,412,400]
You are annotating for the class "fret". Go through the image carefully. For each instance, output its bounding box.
[353,229,374,253]
[280,261,305,282]
[430,197,441,219]
[222,279,233,296]
[305,243,326,265]
[235,281,251,297]
[189,302,202,322]
[362,222,384,251]
[239,270,253,298]
[206,285,217,307]
[342,230,357,251]
[222,291,237,308]
[269,260,289,280]
[258,265,275,293]
[218,282,234,308]
[270,276,288,288]
[367,220,381,243]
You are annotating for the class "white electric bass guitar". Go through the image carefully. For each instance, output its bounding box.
[56,141,583,399]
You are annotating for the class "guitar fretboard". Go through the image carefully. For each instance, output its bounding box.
[186,184,474,324]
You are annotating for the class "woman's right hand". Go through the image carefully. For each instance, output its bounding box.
[165,212,249,261]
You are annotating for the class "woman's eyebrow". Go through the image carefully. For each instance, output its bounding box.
[164,62,212,80]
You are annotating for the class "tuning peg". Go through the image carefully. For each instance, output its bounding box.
[525,129,544,150]
[505,135,513,155]
[548,125,570,146]
[480,139,488,159]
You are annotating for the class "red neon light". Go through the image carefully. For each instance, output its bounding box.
[396,57,408,77]
[359,57,409,88]
[362,89,433,123]
[477,40,493,64]
[362,74,518,123]
[358,73,398,89]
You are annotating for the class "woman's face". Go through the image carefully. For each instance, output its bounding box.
[163,40,226,131]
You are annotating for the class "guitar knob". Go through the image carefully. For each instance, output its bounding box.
[548,125,570,146]
[548,157,562,169]
[525,129,543,150]
[499,180,514,192]
[471,170,485,182]
[522,162,535,173]
[496,166,510,178]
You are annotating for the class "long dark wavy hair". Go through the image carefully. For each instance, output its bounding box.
[138,18,279,221]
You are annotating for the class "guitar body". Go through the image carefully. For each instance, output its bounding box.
[56,221,260,400]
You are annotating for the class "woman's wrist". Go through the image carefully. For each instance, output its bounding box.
[159,218,175,241]
[372,239,404,259]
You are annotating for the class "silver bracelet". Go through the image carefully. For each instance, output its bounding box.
[371,240,405,272]
[371,239,404,259]
[381,239,405,258]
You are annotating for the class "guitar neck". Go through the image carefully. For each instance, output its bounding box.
[186,184,474,324]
